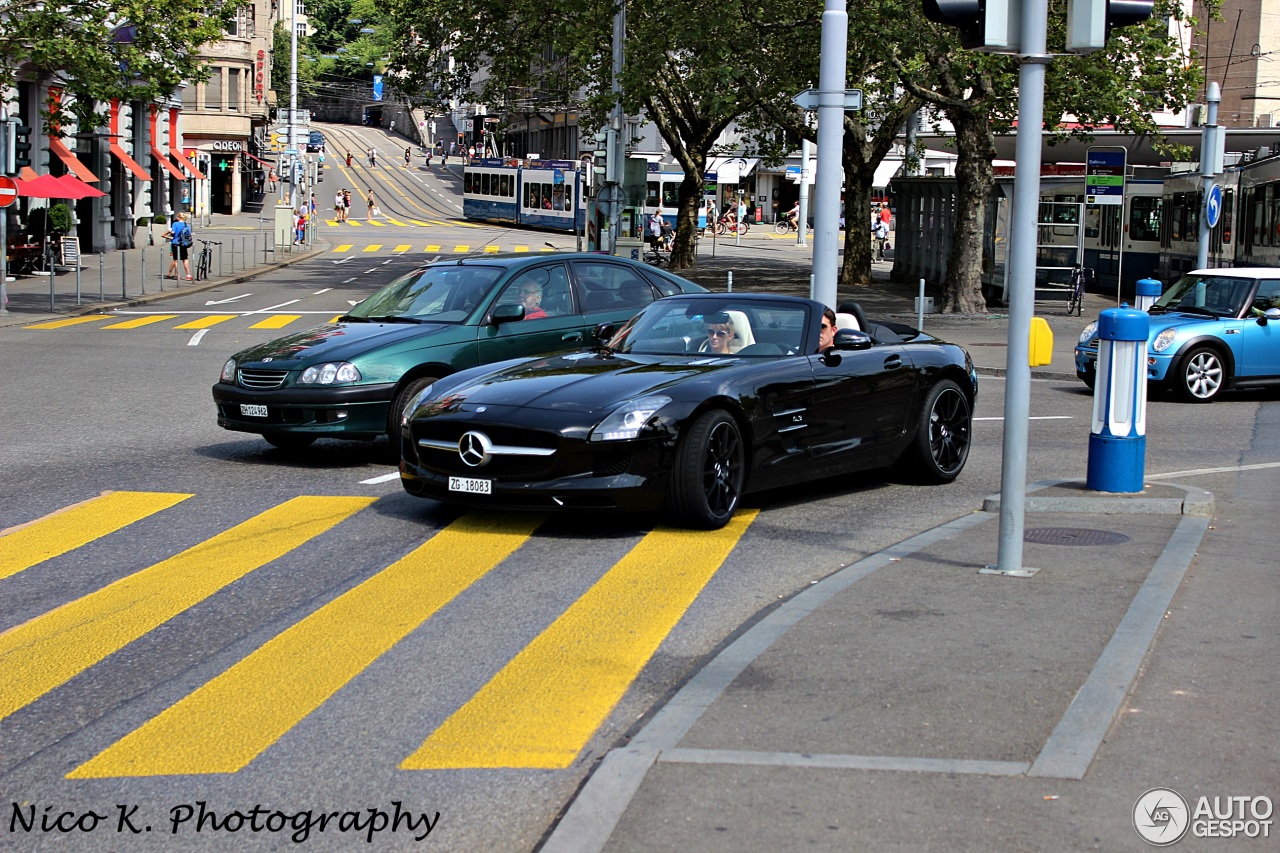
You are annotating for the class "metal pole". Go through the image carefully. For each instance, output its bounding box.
[99,253,104,303]
[121,249,127,300]
[798,136,812,247]
[142,247,147,295]
[918,278,926,330]
[1197,82,1221,271]
[0,107,7,315]
[218,242,223,277]
[810,0,848,310]
[990,0,1051,577]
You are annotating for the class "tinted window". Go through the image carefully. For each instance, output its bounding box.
[349,266,504,323]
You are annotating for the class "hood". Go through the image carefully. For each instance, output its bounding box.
[1145,311,1229,338]
[445,352,738,415]
[235,321,458,365]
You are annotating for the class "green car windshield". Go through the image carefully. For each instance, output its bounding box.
[347,266,504,323]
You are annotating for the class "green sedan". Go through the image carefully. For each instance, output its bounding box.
[212,253,707,449]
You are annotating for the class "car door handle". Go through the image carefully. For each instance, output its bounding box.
[562,332,583,342]
[883,354,902,370]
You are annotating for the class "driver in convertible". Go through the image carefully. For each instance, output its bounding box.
[816,306,836,352]
[701,312,741,355]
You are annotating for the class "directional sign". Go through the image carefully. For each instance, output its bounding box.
[0,175,16,208]
[1205,184,1223,229]
[791,88,863,111]
[1085,147,1126,206]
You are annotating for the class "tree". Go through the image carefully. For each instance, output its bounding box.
[0,0,232,131]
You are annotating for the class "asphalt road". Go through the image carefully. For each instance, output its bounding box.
[1,136,1276,851]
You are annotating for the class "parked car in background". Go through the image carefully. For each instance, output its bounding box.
[400,293,977,529]
[306,130,325,152]
[212,255,707,449]
[1075,268,1280,402]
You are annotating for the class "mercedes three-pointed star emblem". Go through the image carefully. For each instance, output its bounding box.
[458,431,492,467]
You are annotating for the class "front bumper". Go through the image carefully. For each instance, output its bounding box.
[399,416,676,513]
[1074,343,1175,387]
[212,382,397,440]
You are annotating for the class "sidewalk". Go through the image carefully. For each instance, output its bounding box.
[0,203,327,328]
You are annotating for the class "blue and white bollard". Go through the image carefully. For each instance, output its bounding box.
[1087,306,1149,492]
[1135,278,1162,312]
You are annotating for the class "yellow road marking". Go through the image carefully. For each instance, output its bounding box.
[333,244,354,253]
[327,315,344,323]
[101,315,179,329]
[393,244,412,253]
[346,221,363,227]
[249,315,302,330]
[540,247,556,252]
[0,496,374,722]
[514,246,529,252]
[453,245,470,253]
[401,510,759,770]
[483,245,500,253]
[173,315,237,330]
[323,219,339,226]
[24,316,111,330]
[363,244,382,252]
[383,217,408,226]
[71,514,540,777]
[408,219,430,226]
[366,219,386,226]
[0,491,192,581]
[425,245,442,253]
[428,220,453,227]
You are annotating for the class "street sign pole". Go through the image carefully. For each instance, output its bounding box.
[1,109,9,315]
[1198,82,1222,272]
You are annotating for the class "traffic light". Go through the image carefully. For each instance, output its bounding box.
[1067,0,1156,53]
[921,0,1020,53]
[11,123,32,173]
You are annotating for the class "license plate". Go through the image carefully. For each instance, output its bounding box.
[239,404,268,418]
[449,476,492,495]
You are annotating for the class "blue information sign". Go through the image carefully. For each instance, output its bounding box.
[1205,184,1223,228]
[1085,148,1126,206]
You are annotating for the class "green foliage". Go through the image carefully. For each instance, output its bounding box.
[0,0,233,132]
[47,203,72,233]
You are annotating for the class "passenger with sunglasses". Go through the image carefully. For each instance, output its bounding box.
[817,306,837,352]
[701,312,738,355]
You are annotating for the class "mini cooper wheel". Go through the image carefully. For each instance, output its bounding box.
[669,409,745,529]
[900,379,971,483]
[263,432,317,451]
[1175,346,1225,403]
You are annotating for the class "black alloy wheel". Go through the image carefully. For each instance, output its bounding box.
[669,410,745,529]
[900,379,972,483]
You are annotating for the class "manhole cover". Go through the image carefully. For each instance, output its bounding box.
[1023,527,1131,546]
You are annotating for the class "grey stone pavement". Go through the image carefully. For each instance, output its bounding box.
[4,219,1276,851]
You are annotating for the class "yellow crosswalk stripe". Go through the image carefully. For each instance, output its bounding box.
[393,244,412,252]
[346,221,364,227]
[540,247,556,252]
[324,219,339,226]
[428,220,454,227]
[483,245,500,253]
[453,245,470,253]
[24,316,111,330]
[366,219,386,226]
[174,315,237,330]
[333,244,354,252]
[101,315,179,329]
[383,217,408,226]
[249,315,302,330]
[400,510,758,770]
[327,315,344,323]
[70,514,540,778]
[0,496,374,723]
[425,245,442,253]
[363,244,382,252]
[407,219,430,226]
[514,246,529,252]
[0,491,192,581]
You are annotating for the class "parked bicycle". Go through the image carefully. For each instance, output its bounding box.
[195,239,221,282]
[1066,265,1095,317]
[643,242,668,267]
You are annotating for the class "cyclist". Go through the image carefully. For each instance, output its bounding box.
[786,199,800,231]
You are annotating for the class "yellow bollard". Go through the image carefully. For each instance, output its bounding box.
[1029,317,1053,367]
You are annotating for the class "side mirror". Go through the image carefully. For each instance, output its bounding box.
[1259,307,1280,325]
[832,329,874,351]
[491,303,525,324]
[593,322,618,342]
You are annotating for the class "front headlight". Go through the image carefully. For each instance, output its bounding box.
[298,362,362,384]
[220,358,237,383]
[589,395,672,442]
[1152,328,1177,353]
[1078,321,1098,345]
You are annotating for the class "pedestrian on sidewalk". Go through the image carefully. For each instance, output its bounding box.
[162,212,193,281]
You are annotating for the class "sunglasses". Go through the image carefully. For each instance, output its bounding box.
[707,329,732,338]
[821,323,832,330]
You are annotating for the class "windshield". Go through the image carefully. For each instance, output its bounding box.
[609,299,808,357]
[1153,274,1254,318]
[347,266,503,323]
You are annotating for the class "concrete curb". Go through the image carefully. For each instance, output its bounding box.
[980,478,1215,517]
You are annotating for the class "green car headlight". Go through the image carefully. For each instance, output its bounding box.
[590,396,672,442]
[1152,328,1177,353]
[298,362,362,384]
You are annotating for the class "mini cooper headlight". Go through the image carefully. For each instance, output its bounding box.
[1152,328,1178,353]
[590,396,672,442]
[298,362,362,385]
[1078,321,1098,345]
[220,358,237,383]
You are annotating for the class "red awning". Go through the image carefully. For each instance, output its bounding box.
[170,145,205,180]
[49,137,98,182]
[245,152,275,168]
[110,141,151,181]
[150,144,185,180]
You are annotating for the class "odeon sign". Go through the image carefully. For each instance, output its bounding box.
[211,140,243,152]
